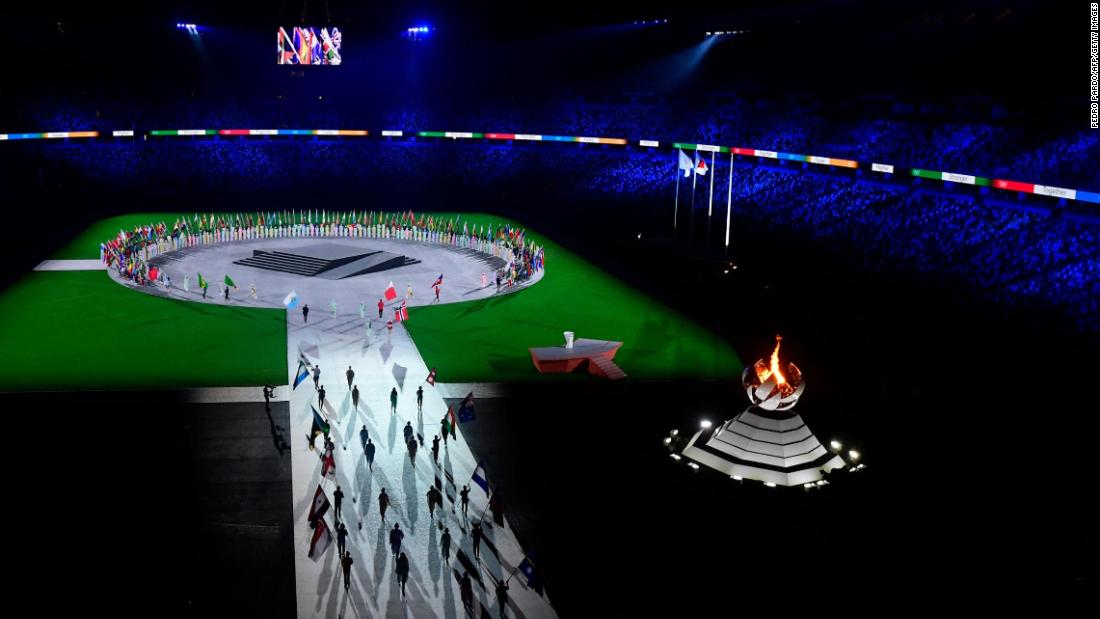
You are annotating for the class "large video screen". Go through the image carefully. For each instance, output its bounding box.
[277,27,342,65]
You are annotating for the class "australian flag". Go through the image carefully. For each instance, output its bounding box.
[458,391,475,423]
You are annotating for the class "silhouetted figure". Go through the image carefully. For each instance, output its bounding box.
[416,386,424,414]
[318,385,326,411]
[365,439,376,471]
[431,435,440,464]
[360,425,369,449]
[346,365,355,389]
[441,527,452,562]
[303,304,310,323]
[407,437,418,462]
[341,552,353,590]
[395,552,410,598]
[337,522,348,556]
[333,486,344,521]
[460,485,470,516]
[390,387,398,414]
[352,385,360,409]
[460,572,474,611]
[379,488,389,521]
[471,522,484,559]
[389,523,404,560]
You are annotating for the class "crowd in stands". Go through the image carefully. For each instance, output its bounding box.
[10,94,1099,331]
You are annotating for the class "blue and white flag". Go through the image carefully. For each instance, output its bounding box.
[293,360,310,390]
[472,461,489,493]
[283,290,299,309]
[678,149,694,177]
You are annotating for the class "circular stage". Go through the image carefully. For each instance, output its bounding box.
[108,237,543,311]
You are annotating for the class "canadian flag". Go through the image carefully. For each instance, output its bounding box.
[384,281,398,301]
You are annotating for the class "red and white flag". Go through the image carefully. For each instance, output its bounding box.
[321,450,336,480]
[308,485,330,523]
[384,281,398,301]
[426,368,437,386]
[309,518,333,561]
[394,299,409,322]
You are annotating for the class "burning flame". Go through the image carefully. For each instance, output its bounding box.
[755,335,787,385]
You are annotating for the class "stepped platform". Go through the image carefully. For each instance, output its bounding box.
[529,338,626,380]
[232,243,419,279]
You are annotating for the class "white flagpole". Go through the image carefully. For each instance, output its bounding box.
[725,150,733,254]
[673,159,681,238]
[690,157,697,242]
[707,150,715,243]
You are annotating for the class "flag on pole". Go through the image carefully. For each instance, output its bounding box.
[432,274,444,289]
[518,551,543,593]
[384,281,397,301]
[678,149,694,177]
[308,485,330,523]
[442,406,456,439]
[321,449,336,480]
[293,359,310,390]
[308,518,333,561]
[426,368,437,386]
[472,461,489,493]
[197,273,207,289]
[283,290,299,309]
[458,391,476,423]
[309,406,330,449]
[224,274,236,288]
[695,151,708,176]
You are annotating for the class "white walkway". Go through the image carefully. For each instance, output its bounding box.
[288,310,556,619]
[34,259,107,271]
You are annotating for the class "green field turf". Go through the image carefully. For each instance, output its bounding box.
[0,271,287,391]
[404,213,742,382]
[5,211,739,390]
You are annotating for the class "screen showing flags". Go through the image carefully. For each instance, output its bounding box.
[278,26,342,65]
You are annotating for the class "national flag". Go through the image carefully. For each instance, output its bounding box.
[695,150,708,176]
[293,359,310,390]
[308,485,330,523]
[308,518,333,561]
[432,274,444,288]
[397,299,409,321]
[321,449,336,480]
[678,149,694,178]
[519,551,543,593]
[384,281,397,301]
[283,290,299,309]
[442,406,457,438]
[197,273,207,289]
[309,406,330,449]
[472,461,489,493]
[426,368,437,386]
[224,274,236,288]
[458,391,475,423]
[148,266,159,281]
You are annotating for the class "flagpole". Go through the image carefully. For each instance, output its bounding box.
[673,158,681,240]
[689,159,697,242]
[725,150,734,255]
[707,150,715,244]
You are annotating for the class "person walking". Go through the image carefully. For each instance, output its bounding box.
[184,274,190,293]
[317,385,326,411]
[336,522,348,556]
[440,416,450,447]
[460,572,474,611]
[407,437,418,462]
[390,387,398,414]
[471,522,484,560]
[365,438,376,471]
[495,579,510,618]
[431,435,440,464]
[262,385,274,409]
[341,552,353,591]
[223,283,229,301]
[352,385,360,410]
[312,365,321,389]
[389,523,404,560]
[359,424,369,449]
[302,304,310,323]
[403,421,414,445]
[201,278,208,299]
[460,485,470,516]
[249,282,257,300]
[395,551,410,598]
[378,488,389,521]
[416,386,424,415]
[346,365,355,389]
[441,527,452,562]
[406,283,414,299]
[426,488,436,520]
[377,298,384,319]
[333,485,344,522]
[358,301,365,320]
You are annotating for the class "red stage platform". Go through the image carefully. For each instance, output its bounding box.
[529,338,626,380]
